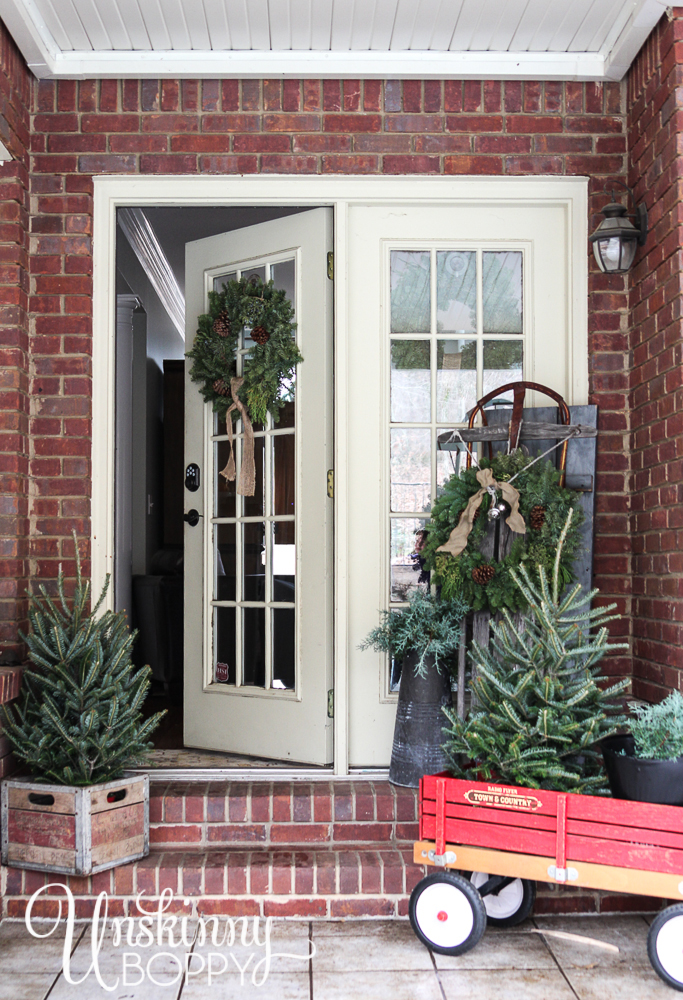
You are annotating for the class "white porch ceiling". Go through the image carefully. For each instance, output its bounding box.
[0,0,669,80]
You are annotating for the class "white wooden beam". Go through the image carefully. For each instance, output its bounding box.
[25,47,611,80]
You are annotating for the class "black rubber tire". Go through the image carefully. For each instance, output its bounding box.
[409,872,487,955]
[467,872,536,928]
[648,904,683,991]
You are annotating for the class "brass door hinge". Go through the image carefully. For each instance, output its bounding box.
[327,251,334,280]
[327,470,334,498]
[327,690,334,718]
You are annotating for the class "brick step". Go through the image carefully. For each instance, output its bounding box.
[2,845,663,921]
[149,779,419,848]
[3,846,420,920]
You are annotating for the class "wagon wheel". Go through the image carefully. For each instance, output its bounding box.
[467,872,536,928]
[648,904,683,991]
[409,872,487,955]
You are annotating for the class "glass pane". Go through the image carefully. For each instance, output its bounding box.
[213,270,237,293]
[272,608,295,690]
[390,251,430,333]
[276,398,295,429]
[273,433,295,516]
[483,340,523,401]
[272,522,296,603]
[436,338,477,423]
[390,340,430,422]
[390,428,431,513]
[214,606,235,684]
[215,522,236,601]
[436,251,476,334]
[215,441,237,518]
[271,258,295,309]
[437,436,462,495]
[243,435,265,517]
[391,518,428,602]
[483,251,523,334]
[242,265,266,284]
[216,413,265,436]
[243,521,265,601]
[243,607,265,687]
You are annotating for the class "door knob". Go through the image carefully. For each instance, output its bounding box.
[183,509,202,527]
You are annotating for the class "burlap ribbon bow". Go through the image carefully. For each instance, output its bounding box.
[219,376,256,496]
[436,468,526,558]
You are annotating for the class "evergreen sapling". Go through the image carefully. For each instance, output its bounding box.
[1,544,165,785]
[629,690,683,760]
[360,589,468,678]
[442,511,629,794]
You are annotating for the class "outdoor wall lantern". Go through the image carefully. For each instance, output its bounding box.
[589,180,648,274]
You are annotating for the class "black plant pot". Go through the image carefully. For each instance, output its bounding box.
[388,652,452,788]
[601,734,683,805]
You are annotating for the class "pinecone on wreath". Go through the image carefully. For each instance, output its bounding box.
[530,504,546,530]
[213,378,231,397]
[251,325,270,346]
[213,311,232,338]
[472,563,495,585]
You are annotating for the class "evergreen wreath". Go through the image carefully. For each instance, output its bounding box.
[187,275,303,426]
[421,450,583,614]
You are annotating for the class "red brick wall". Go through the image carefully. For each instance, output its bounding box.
[0,23,30,665]
[628,11,683,699]
[25,75,633,675]
[0,17,634,675]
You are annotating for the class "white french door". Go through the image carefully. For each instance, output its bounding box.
[346,201,580,766]
[183,209,334,764]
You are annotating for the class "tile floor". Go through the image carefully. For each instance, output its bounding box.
[0,913,674,999]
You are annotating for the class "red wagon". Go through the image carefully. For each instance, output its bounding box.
[411,773,683,991]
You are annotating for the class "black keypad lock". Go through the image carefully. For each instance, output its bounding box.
[185,463,200,492]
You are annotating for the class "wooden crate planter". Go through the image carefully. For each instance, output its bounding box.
[1,773,149,876]
[416,772,683,901]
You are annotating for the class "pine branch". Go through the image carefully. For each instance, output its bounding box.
[0,533,166,785]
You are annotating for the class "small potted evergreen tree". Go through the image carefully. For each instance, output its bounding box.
[442,513,630,794]
[602,691,683,804]
[0,544,165,876]
[361,590,468,786]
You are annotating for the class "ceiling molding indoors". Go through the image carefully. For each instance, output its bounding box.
[117,207,185,340]
[0,0,670,81]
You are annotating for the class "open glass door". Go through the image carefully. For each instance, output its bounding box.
[184,209,333,764]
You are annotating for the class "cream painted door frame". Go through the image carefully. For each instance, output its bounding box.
[92,175,589,775]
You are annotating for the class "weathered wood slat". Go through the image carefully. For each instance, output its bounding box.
[8,810,77,849]
[437,423,597,445]
[8,786,76,813]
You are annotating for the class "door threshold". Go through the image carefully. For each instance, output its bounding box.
[133,767,390,781]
